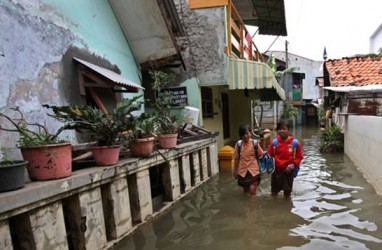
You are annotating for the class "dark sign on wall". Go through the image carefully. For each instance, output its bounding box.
[157,86,188,107]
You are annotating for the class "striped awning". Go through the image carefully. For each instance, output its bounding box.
[229,58,285,101]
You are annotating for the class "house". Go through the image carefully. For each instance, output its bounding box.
[322,54,382,199]
[322,56,382,129]
[166,0,288,148]
[0,0,183,152]
[266,51,324,125]
[1,0,288,152]
[0,2,222,248]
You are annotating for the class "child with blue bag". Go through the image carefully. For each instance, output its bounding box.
[267,120,304,197]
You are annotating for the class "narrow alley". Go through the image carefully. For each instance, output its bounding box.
[115,126,382,250]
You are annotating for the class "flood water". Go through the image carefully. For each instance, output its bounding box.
[115,126,382,250]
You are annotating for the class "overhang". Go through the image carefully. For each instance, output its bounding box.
[232,0,287,36]
[323,85,382,93]
[229,58,286,101]
[73,58,144,92]
[109,0,182,66]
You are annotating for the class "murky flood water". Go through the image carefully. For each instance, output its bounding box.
[115,126,382,250]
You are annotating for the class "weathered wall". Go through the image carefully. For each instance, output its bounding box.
[174,0,227,85]
[345,115,382,197]
[0,0,142,155]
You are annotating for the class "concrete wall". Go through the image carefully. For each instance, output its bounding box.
[0,0,142,155]
[344,115,382,196]
[174,0,227,85]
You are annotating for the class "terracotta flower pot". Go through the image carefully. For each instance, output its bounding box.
[158,133,178,149]
[91,145,121,166]
[129,137,155,157]
[0,160,27,192]
[21,143,72,181]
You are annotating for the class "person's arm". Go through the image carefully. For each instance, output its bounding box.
[267,141,274,156]
[233,144,239,179]
[286,141,304,173]
[293,142,304,167]
[257,144,265,156]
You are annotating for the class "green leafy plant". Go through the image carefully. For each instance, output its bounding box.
[317,103,326,122]
[150,70,176,91]
[267,54,299,82]
[127,112,156,141]
[149,70,182,134]
[281,102,299,120]
[319,125,344,153]
[0,107,66,147]
[45,96,142,146]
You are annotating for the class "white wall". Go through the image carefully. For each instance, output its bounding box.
[268,51,323,101]
[345,116,382,196]
[370,23,382,53]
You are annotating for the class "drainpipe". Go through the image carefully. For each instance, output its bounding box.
[250,100,259,138]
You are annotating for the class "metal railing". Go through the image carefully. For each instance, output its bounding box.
[226,1,263,62]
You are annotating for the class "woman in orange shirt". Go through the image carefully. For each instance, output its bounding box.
[233,124,265,196]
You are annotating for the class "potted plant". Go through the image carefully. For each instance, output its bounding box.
[319,125,344,153]
[0,147,28,192]
[127,113,157,157]
[45,96,142,166]
[149,70,182,149]
[0,107,72,181]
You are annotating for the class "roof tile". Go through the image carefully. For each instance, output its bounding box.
[325,56,382,87]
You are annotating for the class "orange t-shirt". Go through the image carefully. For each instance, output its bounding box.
[234,139,263,177]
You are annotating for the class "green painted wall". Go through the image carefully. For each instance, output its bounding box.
[180,78,200,107]
[42,0,141,90]
[180,78,201,125]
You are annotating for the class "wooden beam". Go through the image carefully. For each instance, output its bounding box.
[189,0,228,9]
[88,87,109,114]
[77,68,86,96]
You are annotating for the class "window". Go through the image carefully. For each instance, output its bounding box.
[201,87,214,118]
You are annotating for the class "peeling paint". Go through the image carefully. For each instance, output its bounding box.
[60,181,69,191]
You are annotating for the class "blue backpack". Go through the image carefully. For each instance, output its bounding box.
[272,138,300,177]
[236,139,274,174]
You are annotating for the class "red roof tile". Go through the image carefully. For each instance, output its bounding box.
[325,56,382,87]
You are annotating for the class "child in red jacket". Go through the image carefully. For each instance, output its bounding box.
[268,120,304,197]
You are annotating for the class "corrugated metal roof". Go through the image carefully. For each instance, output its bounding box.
[73,57,144,91]
[323,85,382,93]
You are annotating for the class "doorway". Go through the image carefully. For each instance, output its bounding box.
[221,93,230,139]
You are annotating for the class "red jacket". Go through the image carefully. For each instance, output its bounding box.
[267,135,304,173]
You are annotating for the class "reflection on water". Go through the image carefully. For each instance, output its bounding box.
[115,126,382,250]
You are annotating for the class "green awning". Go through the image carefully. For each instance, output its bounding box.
[229,58,286,101]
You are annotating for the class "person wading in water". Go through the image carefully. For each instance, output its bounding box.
[268,120,304,197]
[233,124,265,196]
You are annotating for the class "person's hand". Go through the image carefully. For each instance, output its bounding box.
[285,164,294,173]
